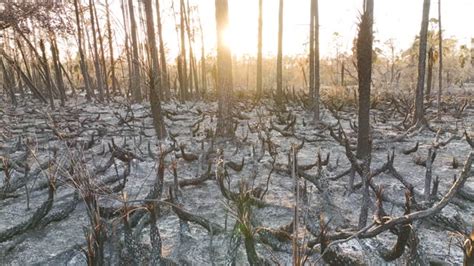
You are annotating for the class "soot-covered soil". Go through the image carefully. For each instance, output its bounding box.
[0,94,472,265]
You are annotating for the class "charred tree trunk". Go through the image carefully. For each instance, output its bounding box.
[49,33,66,106]
[256,0,263,99]
[426,46,433,101]
[39,39,55,110]
[179,0,189,101]
[0,58,17,105]
[155,0,170,100]
[105,0,118,95]
[121,0,132,98]
[341,61,345,86]
[183,1,199,96]
[73,0,93,100]
[413,0,431,126]
[215,0,234,137]
[88,0,105,101]
[276,0,284,105]
[437,0,443,119]
[128,0,142,102]
[309,0,315,108]
[92,1,109,100]
[356,0,374,229]
[311,0,320,122]
[143,0,167,139]
[199,17,207,96]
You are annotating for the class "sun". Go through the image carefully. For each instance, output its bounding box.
[221,26,255,56]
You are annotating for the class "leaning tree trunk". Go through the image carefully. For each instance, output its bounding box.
[215,0,234,137]
[128,0,142,102]
[437,0,443,120]
[143,0,167,139]
[256,0,263,99]
[413,0,431,126]
[356,0,374,229]
[276,0,284,105]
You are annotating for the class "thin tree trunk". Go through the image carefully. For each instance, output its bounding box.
[198,15,207,96]
[276,0,284,103]
[143,0,167,139]
[0,58,17,105]
[128,0,142,102]
[309,0,315,106]
[256,0,263,99]
[191,54,199,96]
[93,1,109,100]
[437,0,443,119]
[105,0,118,95]
[59,62,76,96]
[356,0,374,229]
[413,0,431,125]
[180,0,188,100]
[184,0,199,96]
[121,0,132,98]
[341,61,345,86]
[313,0,320,121]
[39,40,55,109]
[50,33,66,106]
[215,0,234,137]
[75,1,94,99]
[426,47,434,101]
[155,0,170,100]
[88,0,105,101]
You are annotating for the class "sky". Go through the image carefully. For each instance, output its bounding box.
[110,0,474,59]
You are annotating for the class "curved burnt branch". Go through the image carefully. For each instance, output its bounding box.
[0,178,55,243]
[402,141,419,155]
[178,144,198,162]
[178,163,214,188]
[310,152,473,247]
[169,189,224,235]
[380,190,413,261]
[226,157,245,172]
[38,190,80,228]
[465,130,474,148]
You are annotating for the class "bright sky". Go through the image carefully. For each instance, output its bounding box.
[112,0,474,59]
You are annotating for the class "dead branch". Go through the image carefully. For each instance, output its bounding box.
[226,157,245,172]
[178,163,214,188]
[0,177,55,243]
[402,141,419,155]
[178,144,198,162]
[310,151,473,247]
[169,188,224,235]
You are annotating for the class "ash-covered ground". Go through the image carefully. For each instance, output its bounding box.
[0,92,472,265]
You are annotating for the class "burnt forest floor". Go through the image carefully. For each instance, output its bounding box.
[0,90,473,265]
